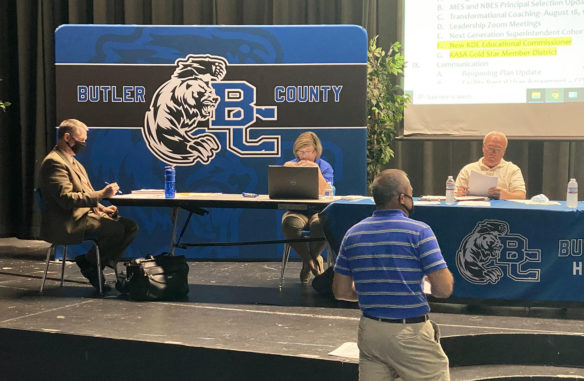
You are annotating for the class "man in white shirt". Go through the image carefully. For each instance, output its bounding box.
[455,131,526,200]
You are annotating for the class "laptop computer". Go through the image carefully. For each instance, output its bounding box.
[268,165,319,199]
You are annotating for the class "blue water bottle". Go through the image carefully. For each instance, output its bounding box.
[164,165,176,198]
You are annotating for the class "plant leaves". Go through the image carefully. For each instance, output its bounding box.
[366,37,408,188]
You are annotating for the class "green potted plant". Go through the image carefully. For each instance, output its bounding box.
[367,36,409,188]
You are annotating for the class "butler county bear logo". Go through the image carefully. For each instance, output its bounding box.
[143,54,226,166]
[456,219,508,284]
[455,219,541,285]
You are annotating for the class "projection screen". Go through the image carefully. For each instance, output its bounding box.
[403,0,584,138]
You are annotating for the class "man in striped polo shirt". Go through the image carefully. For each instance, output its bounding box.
[333,169,453,381]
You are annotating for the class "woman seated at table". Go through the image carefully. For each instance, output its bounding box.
[282,131,334,283]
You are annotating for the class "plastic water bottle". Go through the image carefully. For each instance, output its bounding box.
[567,178,578,208]
[324,182,334,200]
[165,165,176,198]
[445,176,455,205]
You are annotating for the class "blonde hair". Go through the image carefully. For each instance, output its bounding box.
[292,131,322,159]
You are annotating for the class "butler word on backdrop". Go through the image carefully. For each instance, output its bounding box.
[55,25,368,259]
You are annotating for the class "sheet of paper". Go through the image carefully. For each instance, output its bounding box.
[468,171,498,196]
[423,278,432,294]
[455,196,489,201]
[413,200,441,205]
[509,199,561,206]
[419,195,445,201]
[176,192,223,197]
[131,189,164,195]
[328,342,359,359]
[456,201,492,207]
[340,195,373,201]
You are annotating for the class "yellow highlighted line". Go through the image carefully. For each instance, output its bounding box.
[450,47,557,58]
[438,37,572,50]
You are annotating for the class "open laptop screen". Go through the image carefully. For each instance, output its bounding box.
[267,165,319,199]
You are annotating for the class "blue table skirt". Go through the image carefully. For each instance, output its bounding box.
[320,198,584,304]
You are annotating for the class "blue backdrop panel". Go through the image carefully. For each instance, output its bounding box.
[55,25,368,259]
[322,199,584,304]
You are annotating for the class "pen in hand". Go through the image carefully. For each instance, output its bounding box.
[104,181,123,195]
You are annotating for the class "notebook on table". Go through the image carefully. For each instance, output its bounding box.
[268,165,319,199]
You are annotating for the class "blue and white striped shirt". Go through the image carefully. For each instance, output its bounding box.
[334,209,447,319]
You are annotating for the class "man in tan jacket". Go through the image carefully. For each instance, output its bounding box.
[39,119,138,290]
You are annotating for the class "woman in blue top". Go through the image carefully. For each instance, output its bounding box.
[282,131,334,283]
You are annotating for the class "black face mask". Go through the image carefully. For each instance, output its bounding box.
[401,194,414,217]
[68,138,86,155]
[402,202,414,217]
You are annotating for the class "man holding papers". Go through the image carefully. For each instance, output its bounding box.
[455,131,526,200]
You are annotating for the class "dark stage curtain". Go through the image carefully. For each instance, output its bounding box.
[0,0,581,238]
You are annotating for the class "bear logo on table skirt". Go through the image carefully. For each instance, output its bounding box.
[456,219,508,284]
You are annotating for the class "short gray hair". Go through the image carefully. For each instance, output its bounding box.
[57,119,87,139]
[372,169,410,207]
[483,131,508,148]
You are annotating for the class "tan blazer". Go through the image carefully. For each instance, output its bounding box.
[38,147,101,244]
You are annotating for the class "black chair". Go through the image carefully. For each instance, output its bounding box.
[34,188,103,295]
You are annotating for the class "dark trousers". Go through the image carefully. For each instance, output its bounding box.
[84,212,139,268]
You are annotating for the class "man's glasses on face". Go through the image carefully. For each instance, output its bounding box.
[484,145,504,154]
[401,193,413,201]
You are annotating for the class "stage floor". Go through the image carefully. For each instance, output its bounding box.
[1,238,584,380]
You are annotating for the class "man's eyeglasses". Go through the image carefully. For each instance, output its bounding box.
[484,145,504,154]
[401,193,413,201]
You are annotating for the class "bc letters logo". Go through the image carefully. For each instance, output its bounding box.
[456,219,541,285]
[143,54,278,166]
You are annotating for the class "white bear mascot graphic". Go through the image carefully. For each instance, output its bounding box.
[456,219,508,284]
[143,54,227,165]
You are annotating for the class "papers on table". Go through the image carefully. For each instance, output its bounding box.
[417,196,491,207]
[328,342,359,359]
[129,190,225,198]
[419,195,446,201]
[131,189,164,195]
[468,171,498,196]
[456,201,491,207]
[124,189,166,198]
[509,199,561,206]
[419,195,489,202]
[456,196,489,201]
[414,200,441,205]
[176,192,224,197]
[340,195,372,201]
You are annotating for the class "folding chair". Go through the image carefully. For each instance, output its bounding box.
[35,188,103,295]
[279,230,332,288]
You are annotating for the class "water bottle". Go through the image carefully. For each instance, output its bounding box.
[164,165,176,198]
[445,175,455,205]
[324,182,334,200]
[567,178,578,208]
